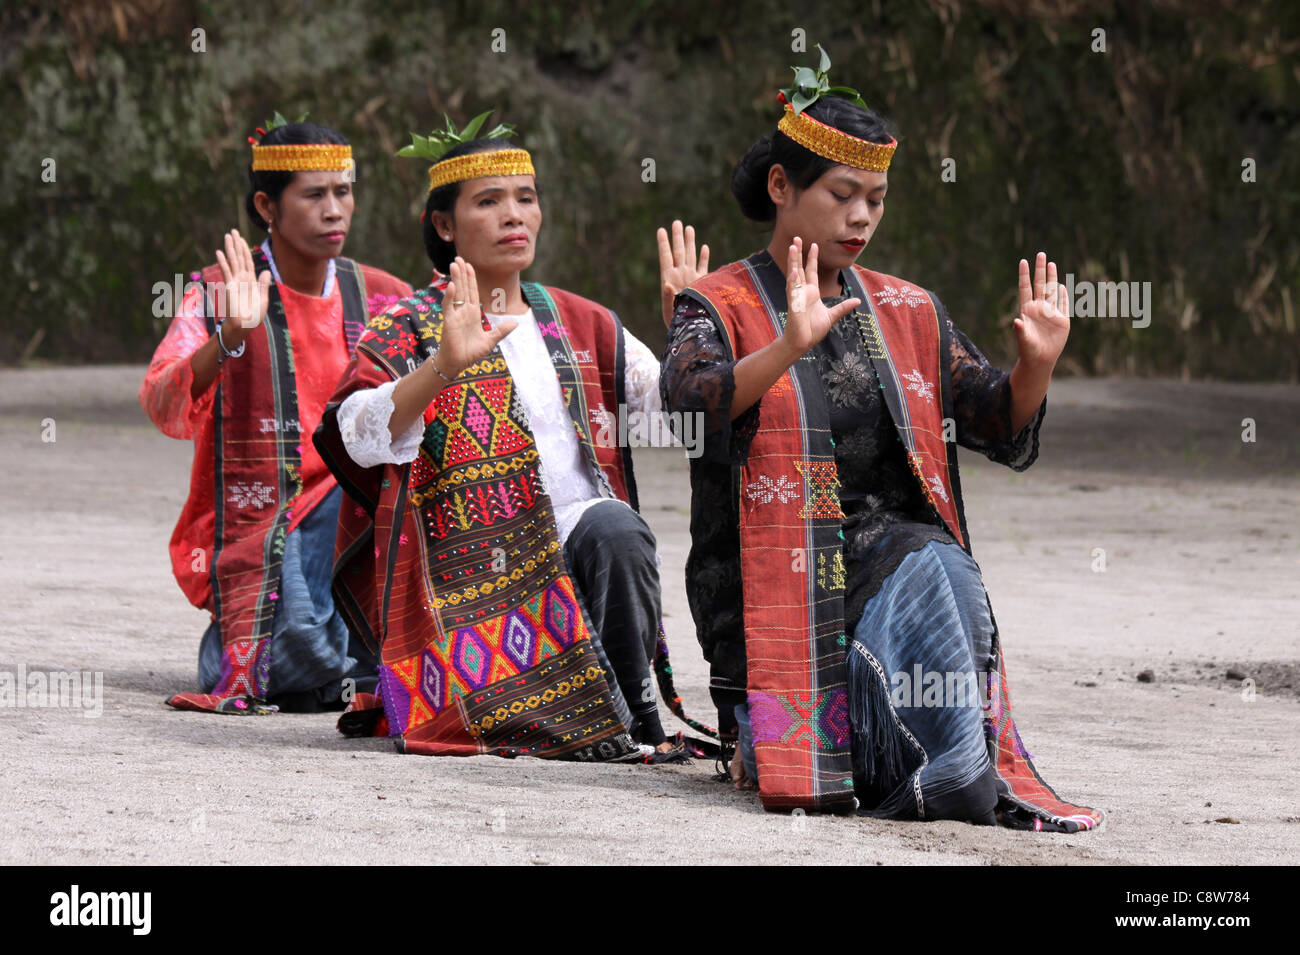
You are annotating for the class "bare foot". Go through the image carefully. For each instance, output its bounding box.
[730,752,757,791]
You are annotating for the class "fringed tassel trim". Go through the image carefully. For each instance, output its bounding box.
[847,643,911,787]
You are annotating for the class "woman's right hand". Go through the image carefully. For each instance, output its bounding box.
[779,237,860,358]
[214,229,271,346]
[433,257,516,378]
[657,219,710,328]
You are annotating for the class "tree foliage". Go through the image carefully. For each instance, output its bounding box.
[3,0,1296,379]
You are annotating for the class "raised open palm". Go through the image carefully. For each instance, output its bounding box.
[657,219,710,327]
[215,229,271,333]
[781,237,861,355]
[1014,252,1070,368]
[435,257,516,377]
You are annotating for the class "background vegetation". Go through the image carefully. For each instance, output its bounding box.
[3,0,1297,378]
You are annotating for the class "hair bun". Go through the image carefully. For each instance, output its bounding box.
[731,135,777,223]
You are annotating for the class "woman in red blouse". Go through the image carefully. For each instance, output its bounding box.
[139,119,411,715]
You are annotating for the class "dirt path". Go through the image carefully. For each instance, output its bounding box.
[1,368,1296,864]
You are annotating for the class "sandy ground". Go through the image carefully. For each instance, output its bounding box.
[0,366,1297,865]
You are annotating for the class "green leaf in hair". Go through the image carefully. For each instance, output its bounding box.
[781,45,868,115]
[264,110,308,132]
[792,66,819,90]
[396,111,517,162]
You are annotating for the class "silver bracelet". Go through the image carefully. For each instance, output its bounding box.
[429,348,455,383]
[215,322,246,364]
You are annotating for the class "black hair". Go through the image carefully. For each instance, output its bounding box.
[421,138,529,273]
[731,97,894,222]
[244,122,350,231]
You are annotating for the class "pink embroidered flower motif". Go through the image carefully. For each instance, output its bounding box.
[354,505,366,518]
[269,592,279,601]
[399,534,409,546]
[234,698,248,710]
[367,292,401,316]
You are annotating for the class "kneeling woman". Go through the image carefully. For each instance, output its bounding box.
[315,115,691,759]
[141,117,412,714]
[661,60,1102,829]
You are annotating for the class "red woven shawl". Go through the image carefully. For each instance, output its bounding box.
[315,281,641,759]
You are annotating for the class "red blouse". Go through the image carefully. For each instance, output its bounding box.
[140,269,412,611]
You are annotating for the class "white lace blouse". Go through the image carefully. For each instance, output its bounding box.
[336,308,662,546]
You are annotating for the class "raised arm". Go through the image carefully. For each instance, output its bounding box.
[728,238,859,420]
[1008,252,1069,432]
[386,258,516,438]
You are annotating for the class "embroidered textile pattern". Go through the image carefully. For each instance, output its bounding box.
[746,473,800,505]
[816,550,846,592]
[216,638,272,698]
[901,368,935,401]
[793,459,844,520]
[381,580,581,731]
[748,689,851,750]
[872,285,929,309]
[430,373,533,469]
[854,307,887,361]
[463,641,630,759]
[228,481,277,510]
[907,451,950,514]
[713,285,763,308]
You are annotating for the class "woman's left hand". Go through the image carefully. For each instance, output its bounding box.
[657,219,710,328]
[1013,252,1070,370]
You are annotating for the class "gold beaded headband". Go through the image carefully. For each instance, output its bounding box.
[426,148,535,192]
[250,143,354,172]
[398,111,532,193]
[246,110,354,173]
[775,44,895,173]
[777,104,896,173]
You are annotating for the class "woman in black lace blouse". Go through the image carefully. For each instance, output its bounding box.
[658,88,1093,830]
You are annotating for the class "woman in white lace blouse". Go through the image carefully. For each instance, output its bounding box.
[315,128,707,760]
